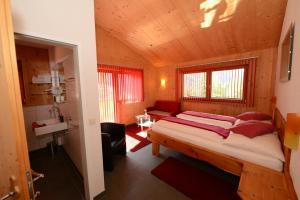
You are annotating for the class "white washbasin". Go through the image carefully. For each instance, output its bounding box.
[34,118,68,136]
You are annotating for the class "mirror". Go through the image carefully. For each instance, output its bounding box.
[280,24,295,82]
[50,62,65,103]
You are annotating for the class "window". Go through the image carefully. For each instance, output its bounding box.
[211,68,244,100]
[183,72,207,98]
[182,67,246,102]
[177,58,256,106]
[98,64,144,122]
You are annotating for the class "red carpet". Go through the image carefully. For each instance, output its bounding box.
[151,157,240,200]
[126,124,151,152]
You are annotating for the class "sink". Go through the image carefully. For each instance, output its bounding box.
[34,118,68,136]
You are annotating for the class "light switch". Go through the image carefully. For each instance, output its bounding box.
[88,118,96,125]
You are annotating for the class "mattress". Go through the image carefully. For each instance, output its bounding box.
[152,120,284,172]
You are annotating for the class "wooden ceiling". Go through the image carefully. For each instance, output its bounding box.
[94,0,287,66]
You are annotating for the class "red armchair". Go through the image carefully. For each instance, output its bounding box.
[147,100,181,121]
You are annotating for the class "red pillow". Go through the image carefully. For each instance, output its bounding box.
[236,112,272,121]
[230,121,275,138]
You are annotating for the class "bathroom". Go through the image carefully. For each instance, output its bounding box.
[15,35,85,199]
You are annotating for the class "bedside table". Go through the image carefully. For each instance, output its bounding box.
[136,114,154,131]
[238,163,292,200]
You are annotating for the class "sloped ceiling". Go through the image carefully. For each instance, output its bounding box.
[94,0,287,67]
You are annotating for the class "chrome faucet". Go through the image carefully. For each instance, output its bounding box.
[49,103,61,119]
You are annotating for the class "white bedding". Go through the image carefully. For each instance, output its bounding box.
[152,120,284,172]
[176,113,234,129]
[153,120,224,143]
[224,132,285,162]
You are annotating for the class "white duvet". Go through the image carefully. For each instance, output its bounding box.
[152,119,284,172]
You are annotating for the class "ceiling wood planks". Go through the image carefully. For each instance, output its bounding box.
[95,0,287,66]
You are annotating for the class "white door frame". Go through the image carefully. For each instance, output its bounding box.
[14,33,104,200]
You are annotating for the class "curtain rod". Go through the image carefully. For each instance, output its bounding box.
[98,62,142,69]
[178,56,259,68]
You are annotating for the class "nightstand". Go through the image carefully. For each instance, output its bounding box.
[238,163,292,200]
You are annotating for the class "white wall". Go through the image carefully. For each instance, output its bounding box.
[275,0,300,198]
[10,0,105,199]
[55,46,85,175]
[23,105,53,151]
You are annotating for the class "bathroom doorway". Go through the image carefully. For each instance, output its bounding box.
[14,34,85,200]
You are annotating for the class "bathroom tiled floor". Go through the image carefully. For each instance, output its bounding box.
[29,147,85,200]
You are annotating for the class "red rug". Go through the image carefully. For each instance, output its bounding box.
[151,157,240,200]
[126,124,151,152]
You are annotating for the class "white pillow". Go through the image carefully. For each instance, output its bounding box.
[223,132,285,162]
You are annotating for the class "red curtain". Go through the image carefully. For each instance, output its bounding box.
[97,64,144,122]
[118,67,144,104]
[98,69,118,122]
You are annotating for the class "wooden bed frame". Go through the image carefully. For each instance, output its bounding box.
[147,107,297,199]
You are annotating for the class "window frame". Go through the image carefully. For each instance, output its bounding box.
[180,64,249,104]
[182,71,208,100]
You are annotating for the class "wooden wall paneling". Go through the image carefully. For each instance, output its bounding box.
[28,84,52,105]
[255,0,287,48]
[95,27,157,124]
[15,45,53,106]
[154,48,278,116]
[172,0,216,58]
[124,0,185,64]
[133,0,188,64]
[95,0,287,67]
[95,1,161,64]
[270,47,278,100]
[140,0,196,62]
[17,59,26,104]
[94,0,285,117]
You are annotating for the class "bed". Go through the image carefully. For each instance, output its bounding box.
[147,108,291,176]
[176,111,235,129]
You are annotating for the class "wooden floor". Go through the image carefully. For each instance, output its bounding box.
[101,144,239,200]
[29,144,240,200]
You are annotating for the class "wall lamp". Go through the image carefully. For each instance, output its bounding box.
[160,79,166,88]
[284,113,300,150]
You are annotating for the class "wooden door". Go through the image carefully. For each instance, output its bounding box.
[0,0,33,199]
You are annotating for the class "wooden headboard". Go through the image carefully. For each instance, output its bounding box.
[273,107,297,199]
[273,108,290,172]
[271,96,289,170]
